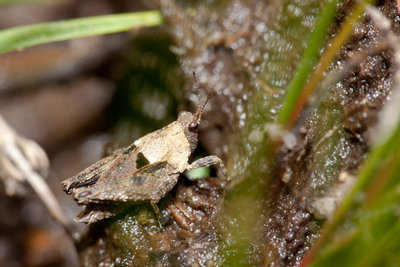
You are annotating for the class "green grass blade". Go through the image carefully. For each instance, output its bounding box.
[279,0,376,126]
[277,0,339,125]
[0,0,50,7]
[0,11,163,53]
[307,112,400,267]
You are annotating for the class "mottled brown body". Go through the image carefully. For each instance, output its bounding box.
[62,77,229,224]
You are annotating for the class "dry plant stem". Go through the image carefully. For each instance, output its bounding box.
[363,5,400,204]
[367,6,400,145]
[365,147,400,206]
[309,41,389,150]
[300,6,400,266]
[7,147,76,234]
[288,0,375,126]
[317,39,388,96]
[0,115,78,242]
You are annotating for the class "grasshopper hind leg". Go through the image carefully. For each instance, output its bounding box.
[149,174,179,229]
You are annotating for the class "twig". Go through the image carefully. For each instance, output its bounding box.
[366,5,400,145]
[0,115,79,243]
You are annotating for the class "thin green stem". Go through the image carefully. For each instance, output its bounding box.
[278,0,339,125]
[0,11,163,53]
[279,0,376,127]
[304,117,400,266]
[356,220,400,267]
[0,0,52,7]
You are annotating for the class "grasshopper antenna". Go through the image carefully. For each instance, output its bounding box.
[193,71,201,113]
[196,94,210,124]
[192,71,210,124]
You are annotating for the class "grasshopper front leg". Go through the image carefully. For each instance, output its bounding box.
[185,155,230,181]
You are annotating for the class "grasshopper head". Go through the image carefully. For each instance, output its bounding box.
[178,72,210,153]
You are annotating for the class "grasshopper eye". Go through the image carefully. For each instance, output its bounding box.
[189,121,198,131]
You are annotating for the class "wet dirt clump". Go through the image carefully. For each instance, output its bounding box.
[78,177,224,266]
[265,1,398,266]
